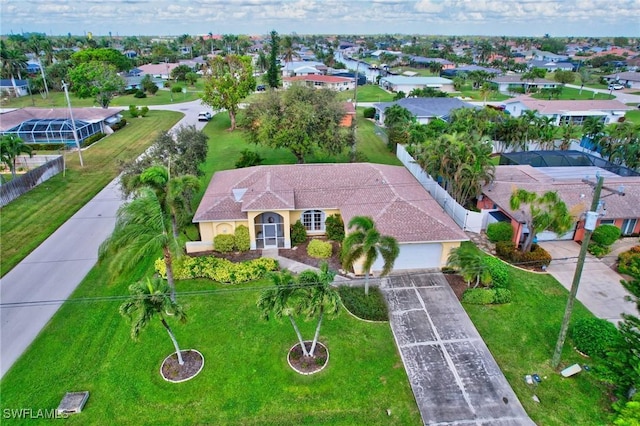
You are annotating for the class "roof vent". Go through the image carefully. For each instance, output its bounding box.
[232,188,247,202]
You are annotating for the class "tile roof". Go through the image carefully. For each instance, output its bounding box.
[503,96,631,114]
[0,107,124,132]
[491,75,557,84]
[284,75,353,83]
[483,165,640,222]
[374,97,477,119]
[194,163,468,243]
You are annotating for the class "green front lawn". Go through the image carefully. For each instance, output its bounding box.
[461,247,614,425]
[531,86,615,101]
[336,85,395,102]
[0,256,421,425]
[0,111,182,277]
[624,109,640,124]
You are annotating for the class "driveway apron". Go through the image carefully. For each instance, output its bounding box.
[383,272,534,426]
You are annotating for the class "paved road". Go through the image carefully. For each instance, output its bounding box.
[383,272,534,426]
[0,100,208,378]
[540,240,637,324]
[564,83,640,104]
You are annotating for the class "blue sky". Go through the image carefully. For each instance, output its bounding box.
[1,0,638,37]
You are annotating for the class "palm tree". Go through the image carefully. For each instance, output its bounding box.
[582,116,605,147]
[447,245,490,288]
[559,121,578,150]
[280,35,299,74]
[510,189,574,253]
[297,262,341,356]
[342,216,400,295]
[537,116,557,150]
[0,135,33,178]
[119,277,187,365]
[99,187,181,301]
[258,270,310,356]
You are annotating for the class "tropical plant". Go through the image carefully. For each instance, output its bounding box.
[201,54,255,131]
[447,244,490,287]
[119,277,187,365]
[0,135,33,178]
[99,188,181,301]
[341,216,399,295]
[509,189,574,253]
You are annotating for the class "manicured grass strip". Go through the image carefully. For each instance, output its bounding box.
[0,111,182,276]
[624,110,640,125]
[531,86,615,100]
[0,256,422,425]
[461,245,614,425]
[336,85,395,102]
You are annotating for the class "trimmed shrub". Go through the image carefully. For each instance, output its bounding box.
[496,241,552,268]
[588,242,611,258]
[570,317,621,359]
[139,106,149,117]
[363,107,376,118]
[291,220,307,246]
[492,288,512,304]
[495,241,516,259]
[483,256,510,288]
[129,104,139,118]
[307,239,332,259]
[338,286,388,321]
[134,90,146,98]
[155,256,278,284]
[110,118,127,131]
[618,245,640,277]
[462,288,496,305]
[235,149,263,168]
[325,214,345,242]
[214,234,235,253]
[27,143,65,151]
[592,224,621,246]
[486,222,514,243]
[234,225,250,252]
[82,132,105,147]
[171,85,183,93]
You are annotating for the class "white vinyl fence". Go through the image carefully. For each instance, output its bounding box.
[396,144,483,233]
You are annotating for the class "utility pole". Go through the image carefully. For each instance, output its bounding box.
[551,175,624,368]
[61,80,84,167]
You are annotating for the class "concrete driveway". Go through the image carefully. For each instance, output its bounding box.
[539,240,636,323]
[383,272,534,426]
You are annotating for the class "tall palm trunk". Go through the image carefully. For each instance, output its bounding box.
[163,246,176,301]
[161,317,184,365]
[364,270,370,296]
[309,310,324,356]
[289,315,309,356]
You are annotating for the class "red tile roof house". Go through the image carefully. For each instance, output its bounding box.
[190,163,469,273]
[283,75,355,92]
[503,96,632,125]
[477,165,640,245]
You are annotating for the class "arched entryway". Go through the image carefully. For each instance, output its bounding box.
[254,212,285,249]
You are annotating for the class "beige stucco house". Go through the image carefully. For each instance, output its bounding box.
[190,163,468,273]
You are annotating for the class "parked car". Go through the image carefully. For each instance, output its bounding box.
[256,85,266,92]
[198,111,212,121]
[608,83,624,90]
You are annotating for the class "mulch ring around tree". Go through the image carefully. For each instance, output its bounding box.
[287,341,329,375]
[160,349,204,383]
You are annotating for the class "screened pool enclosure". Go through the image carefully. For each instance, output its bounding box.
[4,118,103,146]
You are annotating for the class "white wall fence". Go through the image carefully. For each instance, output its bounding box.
[396,144,483,234]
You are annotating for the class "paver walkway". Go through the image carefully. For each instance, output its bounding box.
[383,272,534,426]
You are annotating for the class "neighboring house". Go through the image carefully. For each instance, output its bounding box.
[502,96,631,125]
[373,97,477,125]
[190,163,469,272]
[532,50,569,62]
[379,76,455,93]
[341,102,356,127]
[137,63,182,79]
[408,56,455,70]
[281,61,327,77]
[478,163,640,244]
[282,75,355,91]
[490,76,559,94]
[0,107,123,146]
[0,79,29,98]
[440,65,502,77]
[124,75,165,91]
[604,72,640,89]
[528,60,574,72]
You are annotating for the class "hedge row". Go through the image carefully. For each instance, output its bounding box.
[496,241,552,268]
[462,288,512,305]
[618,245,640,277]
[155,256,279,284]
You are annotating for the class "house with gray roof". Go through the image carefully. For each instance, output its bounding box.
[528,60,574,72]
[190,163,468,272]
[0,79,29,98]
[373,97,477,125]
[379,76,455,93]
[604,71,640,89]
[490,75,559,94]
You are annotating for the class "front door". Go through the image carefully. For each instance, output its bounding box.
[621,219,637,236]
[262,223,278,248]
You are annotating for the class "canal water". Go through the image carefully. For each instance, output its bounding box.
[334,51,381,83]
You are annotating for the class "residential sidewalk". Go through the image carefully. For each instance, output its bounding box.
[539,240,637,323]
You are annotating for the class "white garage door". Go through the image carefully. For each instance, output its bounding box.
[372,243,442,271]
